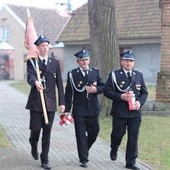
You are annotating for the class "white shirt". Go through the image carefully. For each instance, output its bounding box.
[123,68,132,77]
[80,67,89,77]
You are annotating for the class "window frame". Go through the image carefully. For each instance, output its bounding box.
[0,26,10,41]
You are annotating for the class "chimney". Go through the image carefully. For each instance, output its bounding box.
[55,0,72,11]
[67,0,71,11]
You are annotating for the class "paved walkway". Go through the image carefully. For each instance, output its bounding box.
[0,80,153,170]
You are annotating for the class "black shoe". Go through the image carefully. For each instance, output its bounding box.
[31,150,39,160]
[110,150,117,161]
[41,163,51,169]
[29,139,39,160]
[125,163,140,170]
[80,162,88,168]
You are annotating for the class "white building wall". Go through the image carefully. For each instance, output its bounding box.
[62,43,161,84]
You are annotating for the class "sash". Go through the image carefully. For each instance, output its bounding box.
[111,71,130,92]
[69,71,86,92]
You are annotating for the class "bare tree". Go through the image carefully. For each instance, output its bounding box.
[88,0,119,116]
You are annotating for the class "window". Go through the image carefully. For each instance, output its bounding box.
[0,26,10,41]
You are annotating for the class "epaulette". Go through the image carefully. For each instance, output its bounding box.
[133,70,140,74]
[91,67,98,70]
[111,69,116,74]
[68,68,76,73]
[68,69,73,73]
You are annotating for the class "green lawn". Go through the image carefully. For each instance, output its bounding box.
[0,126,12,148]
[1,80,169,170]
[99,115,170,170]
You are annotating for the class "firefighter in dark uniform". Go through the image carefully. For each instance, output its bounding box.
[64,50,105,168]
[25,35,65,169]
[104,51,148,170]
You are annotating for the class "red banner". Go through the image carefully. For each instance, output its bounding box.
[24,9,38,60]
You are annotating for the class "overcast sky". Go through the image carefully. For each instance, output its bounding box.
[0,0,87,10]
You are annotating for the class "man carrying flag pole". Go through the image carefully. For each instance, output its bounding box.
[24,8,49,125]
[25,9,65,169]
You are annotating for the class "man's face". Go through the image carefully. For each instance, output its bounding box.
[77,58,90,69]
[37,42,49,56]
[121,59,135,71]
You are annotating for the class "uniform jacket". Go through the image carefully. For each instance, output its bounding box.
[25,56,65,112]
[104,69,148,118]
[65,67,105,116]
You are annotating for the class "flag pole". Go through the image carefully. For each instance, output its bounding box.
[25,8,49,124]
[35,59,49,125]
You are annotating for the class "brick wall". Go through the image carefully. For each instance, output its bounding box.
[156,0,170,102]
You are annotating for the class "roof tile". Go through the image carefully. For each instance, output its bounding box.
[57,0,161,43]
[7,4,70,45]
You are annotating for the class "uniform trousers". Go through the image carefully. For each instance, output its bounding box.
[29,110,55,163]
[111,116,141,164]
[73,115,99,163]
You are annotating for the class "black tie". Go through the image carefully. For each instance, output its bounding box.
[83,70,88,80]
[127,72,131,82]
[42,59,46,71]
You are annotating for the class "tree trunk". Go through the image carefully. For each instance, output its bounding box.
[88,0,119,116]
